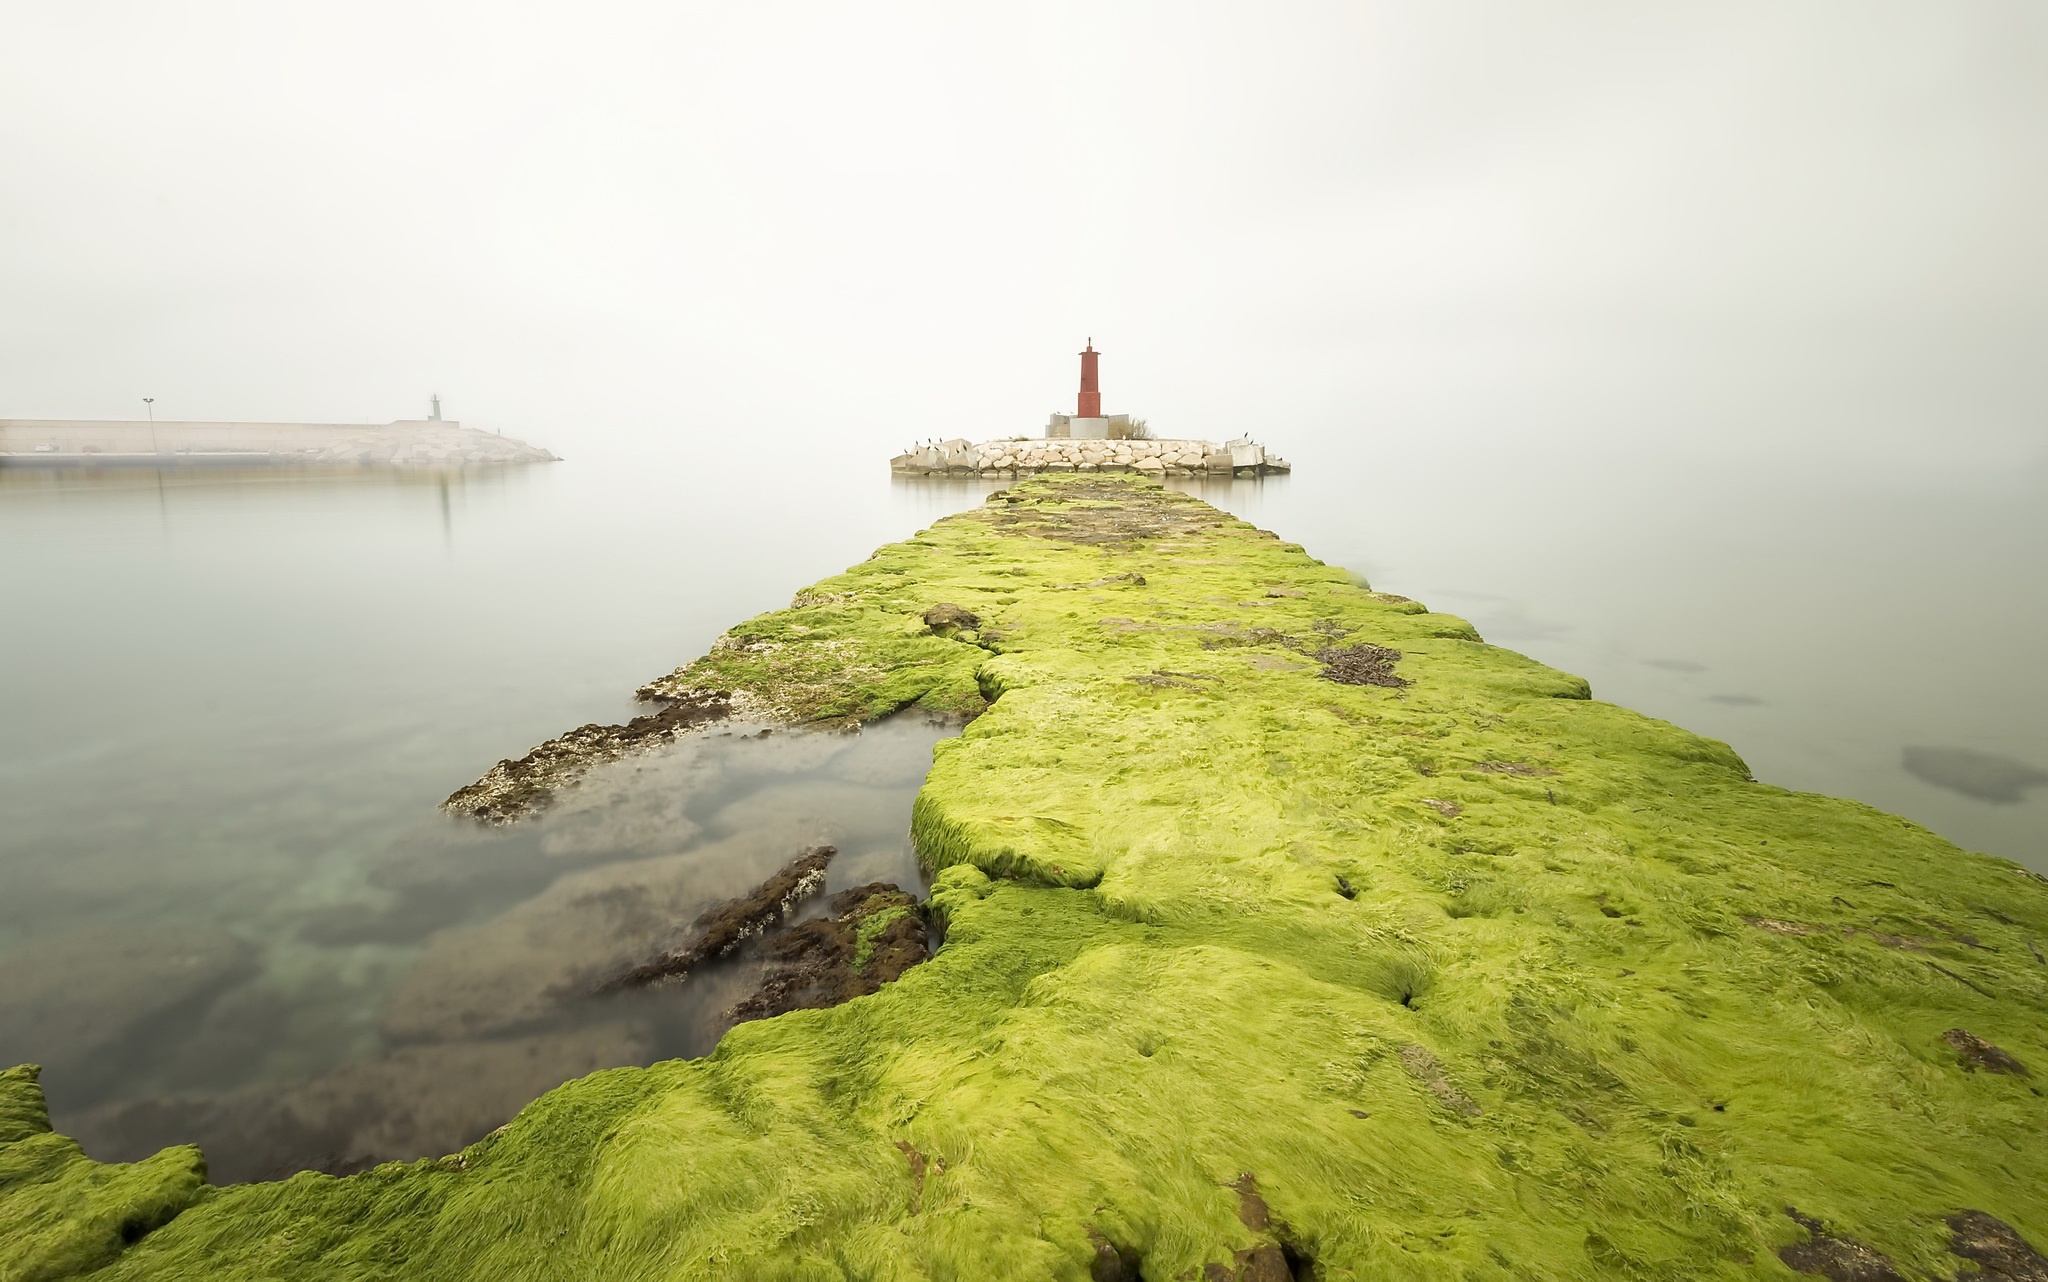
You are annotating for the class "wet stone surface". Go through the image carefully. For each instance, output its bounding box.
[29,714,953,1182]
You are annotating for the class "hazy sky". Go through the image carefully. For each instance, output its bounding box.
[3,1,2042,471]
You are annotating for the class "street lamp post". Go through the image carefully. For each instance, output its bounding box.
[142,398,158,455]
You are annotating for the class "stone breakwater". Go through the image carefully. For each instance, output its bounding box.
[0,419,557,467]
[891,435,1289,477]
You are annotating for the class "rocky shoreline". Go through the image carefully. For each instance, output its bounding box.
[6,475,2046,1280]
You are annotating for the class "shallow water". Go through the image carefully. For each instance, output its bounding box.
[1,450,2042,1178]
[18,711,950,1182]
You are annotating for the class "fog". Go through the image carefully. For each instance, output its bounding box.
[4,1,2043,478]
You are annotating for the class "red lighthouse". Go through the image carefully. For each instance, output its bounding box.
[1076,339,1102,418]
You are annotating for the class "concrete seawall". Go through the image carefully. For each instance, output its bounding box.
[891,435,1289,478]
[0,419,557,467]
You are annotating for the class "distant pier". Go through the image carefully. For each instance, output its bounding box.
[0,419,557,467]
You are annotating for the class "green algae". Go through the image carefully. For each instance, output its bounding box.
[0,1067,205,1282]
[851,900,913,973]
[7,475,2048,1280]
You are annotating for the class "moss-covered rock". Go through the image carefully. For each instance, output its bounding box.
[0,1066,206,1282]
[7,475,2047,1279]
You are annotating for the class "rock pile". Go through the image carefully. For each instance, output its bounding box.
[892,436,1289,478]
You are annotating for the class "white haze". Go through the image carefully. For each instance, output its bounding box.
[2,1,2044,480]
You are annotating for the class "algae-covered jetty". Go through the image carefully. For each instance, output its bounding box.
[6,475,2046,1279]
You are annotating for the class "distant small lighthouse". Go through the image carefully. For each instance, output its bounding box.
[1046,338,1127,439]
[1076,339,1102,418]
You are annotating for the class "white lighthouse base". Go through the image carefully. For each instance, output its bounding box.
[1046,413,1128,439]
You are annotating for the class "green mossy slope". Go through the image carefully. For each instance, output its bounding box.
[7,476,2045,1280]
[0,1066,205,1282]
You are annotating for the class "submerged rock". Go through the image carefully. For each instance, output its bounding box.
[700,778,912,847]
[1902,745,2048,804]
[0,927,252,1102]
[381,829,834,1041]
[824,727,942,787]
[603,846,836,990]
[532,752,708,862]
[67,1022,652,1184]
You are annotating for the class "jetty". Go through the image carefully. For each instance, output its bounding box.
[0,418,557,467]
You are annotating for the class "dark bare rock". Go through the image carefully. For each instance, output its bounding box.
[726,883,928,1023]
[444,689,732,823]
[1208,1173,1313,1281]
[1233,1172,1272,1232]
[1779,1209,1907,1281]
[603,846,836,990]
[922,603,981,633]
[1947,1211,2048,1281]
[1089,1230,1142,1282]
[1314,642,1409,689]
[1944,1028,2030,1076]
